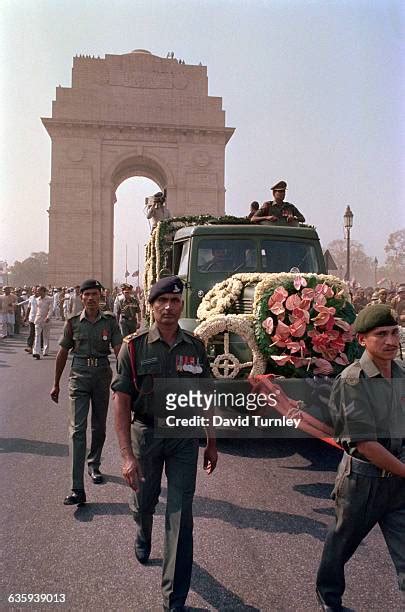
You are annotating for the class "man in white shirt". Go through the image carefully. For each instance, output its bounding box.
[69,286,82,316]
[145,191,171,232]
[1,287,17,337]
[23,286,39,352]
[33,286,53,359]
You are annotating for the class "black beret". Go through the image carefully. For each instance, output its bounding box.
[121,283,133,290]
[148,276,183,303]
[80,279,104,293]
[354,304,398,333]
[271,180,287,191]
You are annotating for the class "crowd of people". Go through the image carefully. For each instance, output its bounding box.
[0,283,145,357]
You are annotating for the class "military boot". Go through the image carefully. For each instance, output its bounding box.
[134,515,153,564]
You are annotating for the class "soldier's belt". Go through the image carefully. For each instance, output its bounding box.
[350,454,394,478]
[72,356,110,368]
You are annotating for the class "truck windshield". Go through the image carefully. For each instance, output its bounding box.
[197,239,257,273]
[261,240,320,273]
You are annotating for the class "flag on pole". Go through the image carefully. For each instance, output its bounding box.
[132,270,139,277]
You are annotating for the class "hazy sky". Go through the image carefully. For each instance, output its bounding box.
[1,0,404,282]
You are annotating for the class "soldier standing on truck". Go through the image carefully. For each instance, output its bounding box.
[251,180,305,225]
[145,190,171,232]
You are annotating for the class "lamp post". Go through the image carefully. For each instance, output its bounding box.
[373,256,378,287]
[343,205,354,282]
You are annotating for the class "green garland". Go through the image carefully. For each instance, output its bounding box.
[254,275,360,378]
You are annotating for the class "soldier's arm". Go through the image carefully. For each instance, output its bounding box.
[356,441,405,477]
[111,343,144,490]
[50,347,69,403]
[113,391,144,490]
[292,205,305,223]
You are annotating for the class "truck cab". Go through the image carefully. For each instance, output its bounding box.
[171,223,326,327]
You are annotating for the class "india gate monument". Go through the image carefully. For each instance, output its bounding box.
[42,49,235,287]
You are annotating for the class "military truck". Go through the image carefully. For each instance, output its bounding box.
[143,216,356,377]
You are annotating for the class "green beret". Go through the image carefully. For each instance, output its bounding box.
[148,276,183,303]
[80,279,104,293]
[354,304,398,333]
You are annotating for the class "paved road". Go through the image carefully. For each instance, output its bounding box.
[0,324,402,611]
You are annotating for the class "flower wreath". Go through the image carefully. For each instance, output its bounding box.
[255,273,360,377]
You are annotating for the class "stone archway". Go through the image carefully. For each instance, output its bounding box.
[42,49,234,287]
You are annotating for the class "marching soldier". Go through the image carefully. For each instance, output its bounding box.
[112,275,217,612]
[114,283,141,337]
[316,305,405,611]
[50,279,122,505]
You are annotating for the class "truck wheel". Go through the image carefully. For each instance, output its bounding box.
[194,315,266,379]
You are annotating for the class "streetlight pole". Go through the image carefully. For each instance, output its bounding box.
[374,256,378,287]
[343,205,354,282]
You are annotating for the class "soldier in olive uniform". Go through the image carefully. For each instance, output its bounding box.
[250,180,306,225]
[112,276,218,612]
[316,305,405,611]
[50,279,122,505]
[114,283,141,337]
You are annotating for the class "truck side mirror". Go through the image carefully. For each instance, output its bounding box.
[158,268,172,279]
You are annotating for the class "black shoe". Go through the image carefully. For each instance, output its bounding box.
[88,466,103,484]
[316,589,342,612]
[63,489,86,505]
[33,354,40,360]
[134,526,152,564]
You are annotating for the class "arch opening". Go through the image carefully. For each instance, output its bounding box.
[113,176,160,287]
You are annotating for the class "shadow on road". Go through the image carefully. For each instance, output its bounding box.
[212,437,340,474]
[73,502,131,521]
[192,561,260,611]
[293,482,334,499]
[157,486,327,541]
[0,436,68,456]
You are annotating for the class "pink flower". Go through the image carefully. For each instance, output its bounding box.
[268,287,288,307]
[262,317,274,335]
[271,320,291,347]
[285,293,302,310]
[291,356,311,368]
[334,353,349,366]
[312,305,336,327]
[293,275,307,290]
[291,307,310,323]
[269,302,285,316]
[312,358,334,375]
[315,283,334,298]
[334,317,351,332]
[285,339,306,354]
[301,287,315,300]
[270,354,293,366]
[299,297,312,311]
[314,293,327,306]
[290,319,307,338]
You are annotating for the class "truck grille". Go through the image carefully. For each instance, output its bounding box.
[234,295,253,314]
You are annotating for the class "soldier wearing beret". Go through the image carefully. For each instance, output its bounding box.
[114,283,141,338]
[250,180,306,225]
[316,305,405,611]
[50,279,122,505]
[112,275,218,612]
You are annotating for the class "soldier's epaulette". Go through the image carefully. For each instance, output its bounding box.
[340,361,362,386]
[183,328,205,345]
[67,313,80,321]
[102,310,115,317]
[123,328,148,344]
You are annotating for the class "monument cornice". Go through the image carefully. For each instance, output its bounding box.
[41,118,235,144]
